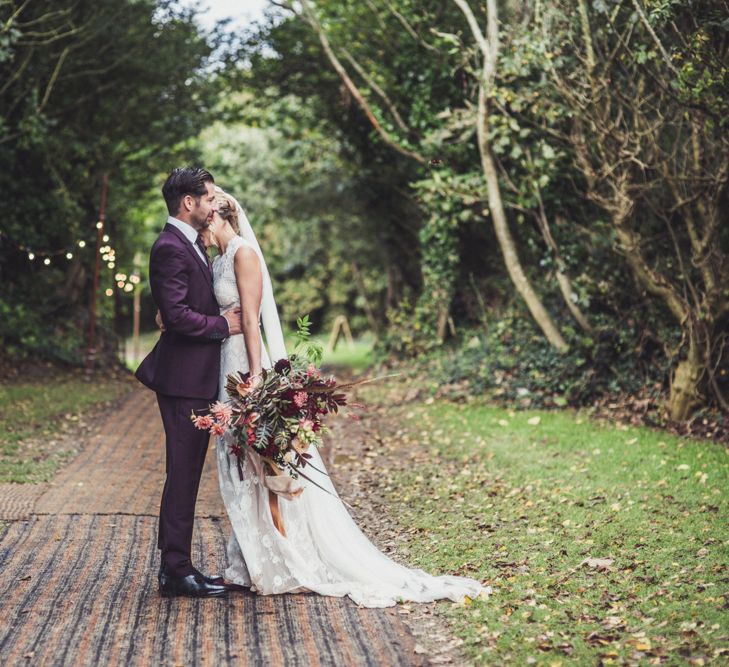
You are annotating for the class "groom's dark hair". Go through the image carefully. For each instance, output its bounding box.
[162,167,215,215]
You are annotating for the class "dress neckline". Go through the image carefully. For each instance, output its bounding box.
[220,235,243,258]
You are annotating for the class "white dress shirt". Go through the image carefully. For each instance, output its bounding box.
[166,216,207,265]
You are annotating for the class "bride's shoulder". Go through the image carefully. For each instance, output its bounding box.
[230,237,260,267]
[229,236,254,253]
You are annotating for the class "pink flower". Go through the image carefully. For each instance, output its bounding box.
[192,414,214,430]
[299,418,314,432]
[306,364,320,378]
[211,401,232,426]
[293,391,308,408]
[211,422,226,436]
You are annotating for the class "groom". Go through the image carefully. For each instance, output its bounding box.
[136,167,241,598]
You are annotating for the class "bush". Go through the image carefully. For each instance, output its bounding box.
[392,310,671,409]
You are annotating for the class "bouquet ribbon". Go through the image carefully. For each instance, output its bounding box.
[246,450,303,537]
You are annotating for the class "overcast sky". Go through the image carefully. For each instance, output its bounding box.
[180,0,271,32]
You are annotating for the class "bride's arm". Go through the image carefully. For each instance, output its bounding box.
[233,245,264,378]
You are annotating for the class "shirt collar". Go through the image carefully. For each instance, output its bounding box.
[167,216,199,245]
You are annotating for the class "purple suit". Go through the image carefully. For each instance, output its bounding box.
[135,222,229,576]
[136,223,228,399]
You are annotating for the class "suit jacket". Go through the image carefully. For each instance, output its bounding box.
[135,223,228,400]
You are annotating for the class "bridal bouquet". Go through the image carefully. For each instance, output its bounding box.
[198,356,348,485]
[191,316,367,507]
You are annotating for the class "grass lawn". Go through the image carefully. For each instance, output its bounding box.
[0,370,133,483]
[125,331,375,372]
[362,386,728,665]
[309,332,374,372]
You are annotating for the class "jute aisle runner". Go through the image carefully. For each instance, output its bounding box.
[0,388,423,666]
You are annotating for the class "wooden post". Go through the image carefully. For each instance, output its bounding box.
[131,253,142,366]
[86,173,108,371]
[132,286,141,365]
[327,315,355,352]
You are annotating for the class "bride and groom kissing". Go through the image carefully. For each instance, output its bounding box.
[136,166,486,606]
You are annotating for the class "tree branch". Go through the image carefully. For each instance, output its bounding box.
[340,47,409,133]
[380,0,440,52]
[296,0,426,163]
[629,0,681,78]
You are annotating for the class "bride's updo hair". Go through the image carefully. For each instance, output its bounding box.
[214,187,240,233]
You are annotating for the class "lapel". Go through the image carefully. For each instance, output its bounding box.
[163,223,215,297]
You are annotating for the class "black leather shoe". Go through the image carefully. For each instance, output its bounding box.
[158,568,228,598]
[192,568,225,586]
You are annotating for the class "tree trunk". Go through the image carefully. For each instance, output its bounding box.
[555,270,592,333]
[476,84,569,351]
[669,332,705,421]
[456,0,569,352]
[541,210,592,333]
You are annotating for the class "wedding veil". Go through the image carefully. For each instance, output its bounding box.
[216,187,288,363]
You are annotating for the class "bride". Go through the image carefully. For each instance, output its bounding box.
[207,187,486,608]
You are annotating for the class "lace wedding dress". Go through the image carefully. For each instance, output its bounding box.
[213,234,486,607]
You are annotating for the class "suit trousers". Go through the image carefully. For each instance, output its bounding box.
[156,393,211,576]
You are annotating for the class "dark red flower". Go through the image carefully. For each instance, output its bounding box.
[274,358,291,374]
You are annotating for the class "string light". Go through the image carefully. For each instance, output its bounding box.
[1,230,90,261]
[2,228,139,296]
[113,271,142,295]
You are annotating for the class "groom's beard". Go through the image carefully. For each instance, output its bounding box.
[191,212,209,231]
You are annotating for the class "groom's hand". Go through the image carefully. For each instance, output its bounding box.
[223,307,242,335]
[155,309,166,332]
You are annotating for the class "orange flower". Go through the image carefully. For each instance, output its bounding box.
[236,381,252,397]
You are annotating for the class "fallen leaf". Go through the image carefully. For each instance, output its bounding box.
[580,556,615,570]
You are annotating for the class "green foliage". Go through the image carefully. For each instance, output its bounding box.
[293,314,324,366]
[0,299,88,365]
[411,310,671,409]
[0,0,238,363]
[199,96,390,335]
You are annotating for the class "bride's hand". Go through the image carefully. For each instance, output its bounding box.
[249,372,264,390]
[155,309,166,332]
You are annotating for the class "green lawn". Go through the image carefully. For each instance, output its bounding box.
[362,389,728,665]
[125,331,375,373]
[0,372,133,483]
[308,332,374,372]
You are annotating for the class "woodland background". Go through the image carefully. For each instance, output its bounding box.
[1,0,727,430]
